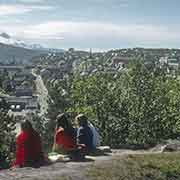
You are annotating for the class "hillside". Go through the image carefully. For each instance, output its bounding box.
[0,32,64,64]
[0,43,46,63]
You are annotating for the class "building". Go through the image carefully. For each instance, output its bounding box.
[159,57,168,65]
[15,86,33,97]
[159,57,179,70]
[111,57,131,68]
[168,58,179,69]
[0,66,23,77]
[5,96,38,112]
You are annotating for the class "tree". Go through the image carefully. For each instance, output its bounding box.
[46,59,180,148]
[69,73,117,145]
[0,110,16,169]
[69,60,180,147]
[44,77,73,150]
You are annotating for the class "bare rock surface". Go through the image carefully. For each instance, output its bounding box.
[161,143,180,152]
[150,139,180,153]
[0,161,92,180]
[0,147,174,180]
[0,150,119,180]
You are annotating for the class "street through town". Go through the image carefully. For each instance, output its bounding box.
[32,69,49,117]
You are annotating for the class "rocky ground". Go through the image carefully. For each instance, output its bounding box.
[1,141,180,180]
[0,149,162,180]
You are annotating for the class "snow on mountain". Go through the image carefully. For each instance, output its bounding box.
[0,32,44,50]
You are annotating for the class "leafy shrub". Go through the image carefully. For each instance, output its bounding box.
[0,110,16,169]
[47,60,180,148]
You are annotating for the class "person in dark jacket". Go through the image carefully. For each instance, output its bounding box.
[75,114,94,153]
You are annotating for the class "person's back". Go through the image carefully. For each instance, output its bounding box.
[77,125,93,151]
[13,120,44,168]
[55,127,76,152]
[76,114,94,152]
[53,113,77,154]
[25,129,44,166]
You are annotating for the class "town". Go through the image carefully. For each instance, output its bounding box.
[1,0,180,179]
[0,47,180,119]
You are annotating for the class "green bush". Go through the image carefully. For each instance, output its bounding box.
[69,60,180,147]
[0,110,16,169]
[47,59,180,148]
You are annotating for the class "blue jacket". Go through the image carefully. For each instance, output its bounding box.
[77,126,93,151]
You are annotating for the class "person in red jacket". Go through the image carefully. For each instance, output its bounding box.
[53,113,77,154]
[12,120,44,168]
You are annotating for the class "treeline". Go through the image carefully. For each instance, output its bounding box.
[46,59,180,148]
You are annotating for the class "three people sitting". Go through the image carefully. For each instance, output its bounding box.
[12,113,100,168]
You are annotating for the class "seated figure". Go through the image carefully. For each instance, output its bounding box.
[53,113,77,154]
[12,120,45,168]
[75,114,94,153]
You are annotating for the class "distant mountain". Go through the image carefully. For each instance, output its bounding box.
[0,32,44,50]
[0,32,64,64]
[0,43,44,64]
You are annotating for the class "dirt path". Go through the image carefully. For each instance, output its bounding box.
[0,149,161,180]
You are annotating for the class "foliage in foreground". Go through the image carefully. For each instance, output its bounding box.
[87,152,180,180]
[46,59,180,148]
[69,60,180,147]
[0,110,16,169]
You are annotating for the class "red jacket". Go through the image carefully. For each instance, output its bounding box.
[55,128,76,151]
[13,129,43,167]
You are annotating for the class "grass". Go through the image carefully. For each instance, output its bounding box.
[87,152,180,180]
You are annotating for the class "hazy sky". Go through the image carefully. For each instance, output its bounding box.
[0,0,180,50]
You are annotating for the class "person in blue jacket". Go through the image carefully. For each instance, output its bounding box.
[75,114,94,153]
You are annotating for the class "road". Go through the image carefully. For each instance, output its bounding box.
[32,69,49,117]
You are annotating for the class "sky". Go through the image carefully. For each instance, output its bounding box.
[0,0,180,50]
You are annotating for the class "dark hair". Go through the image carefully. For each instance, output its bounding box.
[76,114,88,127]
[56,113,74,136]
[21,120,33,131]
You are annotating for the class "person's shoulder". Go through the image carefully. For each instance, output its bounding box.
[78,126,84,131]
[56,128,64,135]
[17,131,28,141]
[77,126,84,134]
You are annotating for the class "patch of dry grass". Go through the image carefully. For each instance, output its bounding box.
[87,152,180,180]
